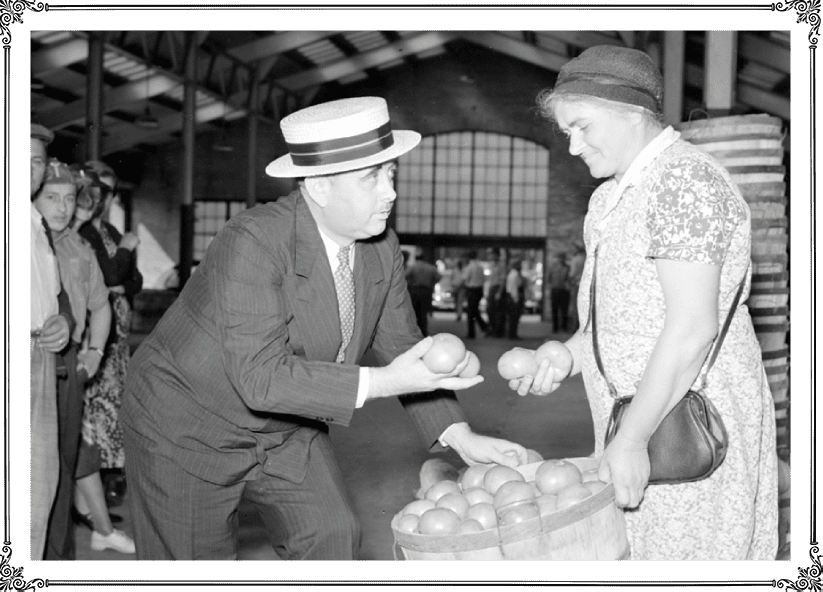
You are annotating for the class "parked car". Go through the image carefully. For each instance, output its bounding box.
[432,269,456,311]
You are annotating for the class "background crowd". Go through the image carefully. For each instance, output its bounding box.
[30,123,141,559]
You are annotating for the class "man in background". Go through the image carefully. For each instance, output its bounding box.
[485,248,507,337]
[30,123,73,559]
[405,248,440,336]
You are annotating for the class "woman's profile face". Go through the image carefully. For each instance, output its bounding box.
[554,100,640,182]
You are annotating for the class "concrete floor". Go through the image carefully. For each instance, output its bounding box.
[75,311,594,560]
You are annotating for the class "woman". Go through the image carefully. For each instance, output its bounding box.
[75,161,142,493]
[511,46,778,560]
[37,161,134,554]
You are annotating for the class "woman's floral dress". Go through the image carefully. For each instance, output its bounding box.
[79,221,142,469]
[577,128,778,560]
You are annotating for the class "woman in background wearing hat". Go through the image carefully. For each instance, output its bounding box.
[510,46,778,559]
[74,161,142,505]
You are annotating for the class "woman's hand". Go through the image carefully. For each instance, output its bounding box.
[119,232,140,250]
[109,285,126,294]
[597,432,650,509]
[77,348,104,378]
[508,357,566,397]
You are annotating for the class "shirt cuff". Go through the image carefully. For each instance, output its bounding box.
[438,421,469,448]
[354,367,370,408]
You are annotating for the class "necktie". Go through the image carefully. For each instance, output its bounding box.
[334,245,355,363]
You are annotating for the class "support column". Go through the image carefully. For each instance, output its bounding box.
[85,32,104,161]
[704,31,738,116]
[663,31,685,125]
[246,68,259,209]
[179,32,197,288]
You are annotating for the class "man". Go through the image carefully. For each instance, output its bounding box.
[504,259,525,340]
[122,97,528,560]
[462,250,488,339]
[485,248,507,337]
[30,123,73,559]
[404,248,440,336]
[548,252,571,333]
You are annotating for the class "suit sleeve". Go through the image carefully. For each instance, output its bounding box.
[368,233,468,451]
[211,218,359,427]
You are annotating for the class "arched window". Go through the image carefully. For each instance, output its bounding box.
[395,131,549,237]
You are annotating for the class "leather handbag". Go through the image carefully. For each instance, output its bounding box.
[590,249,744,484]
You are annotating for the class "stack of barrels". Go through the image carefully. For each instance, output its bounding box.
[676,113,790,554]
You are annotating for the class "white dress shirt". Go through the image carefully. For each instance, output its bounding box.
[317,229,369,408]
[31,204,60,331]
[317,229,465,444]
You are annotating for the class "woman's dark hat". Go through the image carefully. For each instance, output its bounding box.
[554,45,664,114]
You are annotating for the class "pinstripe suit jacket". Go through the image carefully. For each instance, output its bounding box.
[123,191,467,486]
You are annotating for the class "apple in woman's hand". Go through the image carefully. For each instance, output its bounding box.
[534,340,573,381]
[422,333,467,373]
[497,348,538,380]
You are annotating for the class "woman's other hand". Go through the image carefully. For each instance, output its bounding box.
[109,285,126,294]
[598,433,650,509]
[119,232,140,250]
[508,357,565,397]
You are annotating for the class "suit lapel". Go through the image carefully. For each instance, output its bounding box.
[346,240,385,363]
[291,196,342,362]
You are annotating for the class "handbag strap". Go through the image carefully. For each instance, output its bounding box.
[588,247,747,394]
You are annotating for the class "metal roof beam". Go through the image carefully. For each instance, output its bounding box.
[32,38,89,75]
[227,31,336,63]
[739,33,790,74]
[539,31,624,51]
[685,62,789,120]
[276,31,456,91]
[460,31,569,73]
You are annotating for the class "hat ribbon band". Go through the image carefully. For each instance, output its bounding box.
[559,72,661,108]
[288,123,395,166]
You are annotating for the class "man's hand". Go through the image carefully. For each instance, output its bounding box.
[77,349,103,378]
[368,337,484,401]
[597,432,650,509]
[441,422,529,467]
[38,314,70,353]
[508,357,565,397]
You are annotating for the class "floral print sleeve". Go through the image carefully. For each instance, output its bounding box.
[646,157,744,265]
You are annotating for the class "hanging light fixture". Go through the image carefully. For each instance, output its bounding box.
[212,100,234,152]
[135,66,160,130]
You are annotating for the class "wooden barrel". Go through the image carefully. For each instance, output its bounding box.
[392,458,629,560]
[680,116,792,488]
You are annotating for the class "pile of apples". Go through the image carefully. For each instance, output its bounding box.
[394,459,608,536]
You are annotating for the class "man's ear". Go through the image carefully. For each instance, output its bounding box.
[303,176,330,208]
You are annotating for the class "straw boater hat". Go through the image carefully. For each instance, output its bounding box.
[266,96,421,178]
